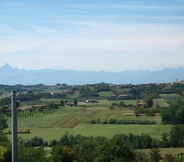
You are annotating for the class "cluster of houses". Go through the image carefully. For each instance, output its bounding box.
[16,90,74,97]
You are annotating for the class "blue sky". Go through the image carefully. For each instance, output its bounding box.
[0,0,184,71]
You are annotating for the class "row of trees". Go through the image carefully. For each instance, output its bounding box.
[134,107,161,116]
[91,118,156,125]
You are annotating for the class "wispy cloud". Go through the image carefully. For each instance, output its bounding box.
[0,0,184,71]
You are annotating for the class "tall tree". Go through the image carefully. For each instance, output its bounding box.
[74,98,78,106]
[0,113,8,130]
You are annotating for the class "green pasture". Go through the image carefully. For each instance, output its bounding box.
[98,91,113,97]
[4,123,171,142]
[153,98,169,108]
[95,99,138,107]
[20,100,44,107]
[4,105,171,141]
[45,86,62,92]
[7,106,135,128]
[112,87,130,94]
[40,98,61,103]
[159,93,184,103]
[124,100,138,106]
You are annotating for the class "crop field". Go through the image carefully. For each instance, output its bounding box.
[2,83,184,158]
[4,105,171,141]
[153,98,169,108]
[159,93,184,103]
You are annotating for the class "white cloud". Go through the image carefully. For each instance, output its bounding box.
[0,1,184,71]
[0,22,184,71]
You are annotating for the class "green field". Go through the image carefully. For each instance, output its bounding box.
[141,147,184,156]
[5,123,172,142]
[4,94,179,143]
[159,93,184,104]
[153,98,169,108]
[4,105,171,141]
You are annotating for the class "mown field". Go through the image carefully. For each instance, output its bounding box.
[4,104,171,142]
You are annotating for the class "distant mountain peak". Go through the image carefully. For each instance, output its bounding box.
[1,63,13,69]
[0,63,14,72]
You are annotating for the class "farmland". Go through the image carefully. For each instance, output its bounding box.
[2,83,184,142]
[159,93,184,104]
[1,82,184,160]
[4,105,171,141]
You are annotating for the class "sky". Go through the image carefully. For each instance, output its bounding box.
[0,0,184,72]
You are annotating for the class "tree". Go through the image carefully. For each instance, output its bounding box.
[162,154,176,162]
[51,145,76,162]
[95,140,136,162]
[74,98,78,106]
[30,135,44,147]
[149,148,162,162]
[46,102,58,109]
[49,139,58,147]
[161,132,169,148]
[169,125,184,147]
[136,151,150,162]
[60,100,64,106]
[75,138,99,162]
[145,97,153,107]
[18,145,49,162]
[119,101,126,108]
[0,131,9,146]
[161,101,184,124]
[0,146,11,162]
[0,113,8,130]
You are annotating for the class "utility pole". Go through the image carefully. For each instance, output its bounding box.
[11,91,18,162]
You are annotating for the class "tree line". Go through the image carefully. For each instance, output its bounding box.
[1,125,184,161]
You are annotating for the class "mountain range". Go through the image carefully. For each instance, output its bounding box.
[0,64,184,85]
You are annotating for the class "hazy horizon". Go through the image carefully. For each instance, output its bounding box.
[1,63,184,73]
[1,0,184,72]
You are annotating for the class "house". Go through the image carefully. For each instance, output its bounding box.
[5,108,11,113]
[109,95,118,100]
[55,102,61,106]
[65,102,74,106]
[86,99,97,103]
[137,102,148,108]
[33,104,47,109]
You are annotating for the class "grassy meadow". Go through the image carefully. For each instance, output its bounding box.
[159,93,184,104]
[4,103,172,141]
[3,91,183,143]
